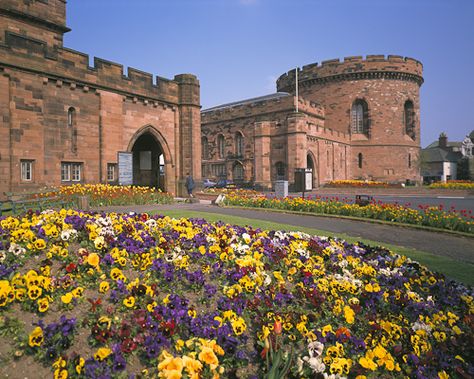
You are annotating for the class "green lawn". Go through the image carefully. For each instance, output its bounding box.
[153,209,474,286]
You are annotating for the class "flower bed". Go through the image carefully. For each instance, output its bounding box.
[429,181,474,190]
[325,180,400,188]
[38,184,174,207]
[223,195,474,234]
[0,210,473,378]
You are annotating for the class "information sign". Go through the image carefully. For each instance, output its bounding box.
[118,152,133,185]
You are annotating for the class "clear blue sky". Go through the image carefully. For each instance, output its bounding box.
[65,0,474,148]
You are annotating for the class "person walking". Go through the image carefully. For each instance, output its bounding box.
[185,172,195,198]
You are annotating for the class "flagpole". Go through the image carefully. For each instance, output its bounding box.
[295,67,299,113]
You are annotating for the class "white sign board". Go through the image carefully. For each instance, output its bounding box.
[118,152,133,185]
[305,170,313,191]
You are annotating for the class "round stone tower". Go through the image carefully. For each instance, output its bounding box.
[277,55,424,183]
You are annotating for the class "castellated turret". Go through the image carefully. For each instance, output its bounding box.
[277,55,423,183]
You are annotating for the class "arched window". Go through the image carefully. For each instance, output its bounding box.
[404,100,415,139]
[358,153,363,169]
[68,107,77,153]
[201,136,209,159]
[235,132,244,157]
[217,135,225,159]
[67,107,75,127]
[233,162,244,180]
[275,162,285,179]
[351,100,369,135]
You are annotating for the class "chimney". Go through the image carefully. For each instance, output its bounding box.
[439,132,447,148]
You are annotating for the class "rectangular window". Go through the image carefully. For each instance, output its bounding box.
[107,163,117,182]
[61,163,71,181]
[72,163,81,181]
[61,162,82,182]
[21,160,33,181]
[212,164,226,178]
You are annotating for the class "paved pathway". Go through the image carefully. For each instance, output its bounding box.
[95,202,474,264]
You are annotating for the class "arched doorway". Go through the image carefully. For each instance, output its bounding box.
[232,161,244,183]
[131,132,165,190]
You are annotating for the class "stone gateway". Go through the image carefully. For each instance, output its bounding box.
[0,0,201,197]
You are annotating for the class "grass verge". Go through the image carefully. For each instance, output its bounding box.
[222,205,474,238]
[153,209,474,286]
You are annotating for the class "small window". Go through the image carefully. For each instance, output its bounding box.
[351,100,369,135]
[235,132,244,157]
[202,137,209,160]
[327,150,330,167]
[217,135,225,159]
[212,163,226,177]
[61,163,71,181]
[21,160,33,181]
[71,163,81,181]
[358,153,363,169]
[408,153,412,168]
[61,162,82,182]
[275,162,285,179]
[107,163,117,182]
[404,100,415,139]
[233,162,244,180]
[67,107,75,127]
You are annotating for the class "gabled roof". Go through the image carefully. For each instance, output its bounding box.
[202,92,290,113]
[421,147,462,163]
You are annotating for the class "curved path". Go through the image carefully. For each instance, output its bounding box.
[96,203,474,264]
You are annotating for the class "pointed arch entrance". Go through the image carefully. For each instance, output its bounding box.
[307,152,318,188]
[127,126,172,192]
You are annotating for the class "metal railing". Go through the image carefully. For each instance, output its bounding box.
[0,195,78,216]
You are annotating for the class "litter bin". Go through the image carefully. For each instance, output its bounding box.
[294,168,313,192]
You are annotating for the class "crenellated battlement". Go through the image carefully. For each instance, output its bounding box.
[277,55,423,92]
[307,124,350,144]
[0,36,200,105]
[202,93,324,124]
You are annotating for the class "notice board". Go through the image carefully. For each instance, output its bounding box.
[118,152,133,185]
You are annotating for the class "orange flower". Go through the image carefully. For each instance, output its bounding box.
[336,327,351,340]
[273,320,282,335]
[87,253,100,267]
[198,346,219,368]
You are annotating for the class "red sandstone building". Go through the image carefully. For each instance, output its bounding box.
[0,0,201,198]
[202,56,423,189]
[1,1,424,197]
